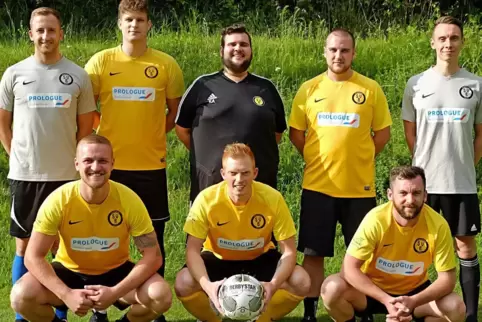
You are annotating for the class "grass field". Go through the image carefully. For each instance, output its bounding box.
[0,24,482,321]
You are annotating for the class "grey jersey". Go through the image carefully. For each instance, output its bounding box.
[0,56,96,181]
[402,68,482,193]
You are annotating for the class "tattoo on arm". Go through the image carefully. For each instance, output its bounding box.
[275,258,283,272]
[133,232,158,249]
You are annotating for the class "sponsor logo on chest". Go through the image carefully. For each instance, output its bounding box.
[426,108,470,123]
[27,93,72,108]
[217,237,264,251]
[316,112,360,128]
[375,257,424,276]
[70,237,119,252]
[112,87,155,101]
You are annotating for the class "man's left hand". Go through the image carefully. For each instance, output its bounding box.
[388,296,416,319]
[84,285,119,310]
[261,281,278,308]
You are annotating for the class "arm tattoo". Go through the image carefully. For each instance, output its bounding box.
[133,232,158,249]
[275,258,283,272]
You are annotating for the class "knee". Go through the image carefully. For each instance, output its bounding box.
[288,266,311,296]
[439,294,465,322]
[320,274,347,303]
[10,276,36,312]
[455,236,477,257]
[174,268,198,297]
[147,278,172,313]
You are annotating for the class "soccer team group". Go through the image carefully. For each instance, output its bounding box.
[0,0,480,322]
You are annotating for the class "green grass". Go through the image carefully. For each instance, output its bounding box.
[0,25,482,321]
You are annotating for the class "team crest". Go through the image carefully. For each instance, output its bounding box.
[251,214,266,229]
[459,86,474,99]
[108,210,123,227]
[59,73,73,85]
[352,92,366,104]
[253,96,265,106]
[413,238,428,254]
[145,66,159,79]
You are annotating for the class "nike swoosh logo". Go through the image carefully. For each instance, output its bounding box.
[68,220,83,225]
[383,243,393,247]
[23,80,35,85]
[314,98,326,103]
[109,72,122,76]
[216,221,229,226]
[421,93,434,99]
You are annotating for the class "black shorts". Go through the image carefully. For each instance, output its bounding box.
[427,194,481,236]
[188,249,281,282]
[110,169,169,222]
[52,261,135,310]
[9,180,70,238]
[298,189,376,257]
[355,280,431,319]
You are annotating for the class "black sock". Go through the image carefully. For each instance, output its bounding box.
[51,315,62,322]
[303,297,319,319]
[459,255,480,322]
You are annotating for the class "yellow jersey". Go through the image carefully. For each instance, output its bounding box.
[34,180,154,275]
[347,202,455,295]
[85,46,184,170]
[289,72,392,198]
[184,181,296,260]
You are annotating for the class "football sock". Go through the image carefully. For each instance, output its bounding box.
[12,254,28,321]
[256,289,304,322]
[55,308,67,320]
[303,296,319,319]
[459,255,480,322]
[178,291,222,322]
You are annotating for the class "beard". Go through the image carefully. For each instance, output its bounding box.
[328,62,351,75]
[393,202,423,220]
[222,54,252,74]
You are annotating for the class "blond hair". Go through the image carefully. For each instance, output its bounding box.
[30,7,61,27]
[118,0,149,18]
[222,143,256,167]
[434,16,463,37]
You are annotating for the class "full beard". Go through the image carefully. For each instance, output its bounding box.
[223,55,252,74]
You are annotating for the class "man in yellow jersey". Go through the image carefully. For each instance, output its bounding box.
[174,143,310,322]
[10,135,172,322]
[288,28,392,321]
[320,166,465,322]
[85,3,183,319]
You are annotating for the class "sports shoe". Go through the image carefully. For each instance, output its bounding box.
[360,314,374,322]
[89,311,109,322]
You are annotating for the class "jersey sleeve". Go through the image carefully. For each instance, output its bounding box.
[166,58,184,99]
[288,82,309,131]
[268,81,287,133]
[371,82,392,131]
[433,221,456,272]
[272,193,296,241]
[402,78,416,122]
[33,192,63,236]
[346,213,379,261]
[0,67,14,111]
[124,189,154,237]
[183,193,210,240]
[77,70,97,115]
[175,78,202,129]
[475,78,482,124]
[84,53,103,96]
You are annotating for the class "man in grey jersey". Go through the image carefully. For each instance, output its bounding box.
[402,16,481,322]
[0,7,95,322]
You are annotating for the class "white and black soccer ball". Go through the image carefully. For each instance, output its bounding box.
[218,274,265,321]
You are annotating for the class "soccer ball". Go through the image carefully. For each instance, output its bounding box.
[218,274,265,321]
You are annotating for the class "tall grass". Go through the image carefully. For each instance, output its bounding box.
[0,24,481,320]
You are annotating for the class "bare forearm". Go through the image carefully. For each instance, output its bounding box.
[270,252,296,289]
[344,269,390,304]
[0,128,12,155]
[290,136,305,156]
[26,256,70,300]
[187,250,211,288]
[373,133,389,156]
[474,135,482,165]
[165,113,176,133]
[112,255,161,298]
[411,275,455,308]
[175,126,191,150]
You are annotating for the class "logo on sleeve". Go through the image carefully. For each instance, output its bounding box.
[426,108,470,123]
[112,87,155,101]
[376,257,424,276]
[459,86,474,99]
[27,93,72,108]
[71,237,119,252]
[317,112,360,128]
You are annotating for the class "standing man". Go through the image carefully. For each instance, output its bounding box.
[289,28,392,321]
[0,7,95,322]
[85,1,184,320]
[175,23,287,202]
[402,16,481,322]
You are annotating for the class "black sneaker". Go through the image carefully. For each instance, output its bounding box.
[90,311,109,322]
[360,314,374,322]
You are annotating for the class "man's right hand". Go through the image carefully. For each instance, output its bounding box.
[202,279,225,314]
[384,297,412,322]
[63,289,96,316]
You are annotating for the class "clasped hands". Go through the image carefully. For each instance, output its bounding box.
[62,285,118,316]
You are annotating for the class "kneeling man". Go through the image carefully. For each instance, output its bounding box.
[321,165,465,322]
[175,143,310,322]
[10,134,171,322]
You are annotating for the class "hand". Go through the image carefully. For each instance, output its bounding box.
[62,289,96,316]
[384,297,412,322]
[202,279,225,315]
[261,281,277,308]
[84,285,119,310]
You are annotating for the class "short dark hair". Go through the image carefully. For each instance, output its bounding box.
[434,16,463,38]
[118,0,149,18]
[30,7,62,27]
[389,166,426,189]
[220,23,252,48]
[327,28,356,48]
